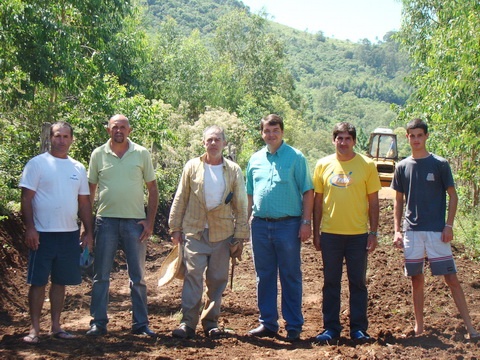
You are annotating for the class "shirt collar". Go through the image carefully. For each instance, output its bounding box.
[200,153,226,168]
[104,139,132,154]
[265,140,286,156]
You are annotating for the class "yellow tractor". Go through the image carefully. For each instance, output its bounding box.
[367,128,398,187]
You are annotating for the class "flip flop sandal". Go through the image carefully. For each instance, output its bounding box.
[23,334,40,344]
[52,330,76,340]
[469,332,480,340]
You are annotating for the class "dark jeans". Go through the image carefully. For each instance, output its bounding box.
[321,232,368,335]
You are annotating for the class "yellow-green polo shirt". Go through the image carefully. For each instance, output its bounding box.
[88,139,156,219]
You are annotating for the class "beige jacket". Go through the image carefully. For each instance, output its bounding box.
[168,154,249,242]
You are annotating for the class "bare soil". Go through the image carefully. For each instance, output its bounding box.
[1,198,479,359]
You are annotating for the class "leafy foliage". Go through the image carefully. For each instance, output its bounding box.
[397,0,480,207]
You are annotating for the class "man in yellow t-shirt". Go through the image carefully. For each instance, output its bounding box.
[312,122,381,344]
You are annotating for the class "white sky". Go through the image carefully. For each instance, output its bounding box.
[241,0,403,42]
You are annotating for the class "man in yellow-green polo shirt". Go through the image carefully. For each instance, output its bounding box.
[86,114,158,338]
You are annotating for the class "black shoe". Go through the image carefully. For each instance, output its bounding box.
[86,324,107,336]
[204,327,227,338]
[172,324,195,339]
[132,325,157,338]
[286,329,301,342]
[247,325,277,338]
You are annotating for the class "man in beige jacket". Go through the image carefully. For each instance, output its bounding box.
[168,125,249,339]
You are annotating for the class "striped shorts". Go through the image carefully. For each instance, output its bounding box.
[403,231,457,276]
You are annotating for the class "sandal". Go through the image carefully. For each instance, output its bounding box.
[469,332,480,340]
[23,334,40,344]
[52,330,76,340]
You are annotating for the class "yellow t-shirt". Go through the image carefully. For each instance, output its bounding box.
[313,153,381,235]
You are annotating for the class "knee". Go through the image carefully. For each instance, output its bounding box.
[444,274,460,289]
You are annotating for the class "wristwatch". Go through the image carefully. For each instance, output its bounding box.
[368,231,378,236]
[301,219,311,225]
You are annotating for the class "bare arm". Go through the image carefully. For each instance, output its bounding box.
[367,191,379,253]
[442,186,457,243]
[78,194,94,251]
[138,180,159,242]
[312,192,323,251]
[88,182,97,212]
[393,190,404,248]
[299,189,313,242]
[20,187,39,251]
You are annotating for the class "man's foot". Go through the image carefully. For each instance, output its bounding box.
[314,329,339,344]
[204,327,227,338]
[23,334,40,344]
[469,332,480,340]
[247,325,277,338]
[351,330,372,342]
[132,326,157,338]
[86,324,107,336]
[172,324,195,339]
[286,329,301,342]
[52,330,76,340]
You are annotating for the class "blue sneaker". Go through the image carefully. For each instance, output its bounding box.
[351,330,371,341]
[314,329,339,344]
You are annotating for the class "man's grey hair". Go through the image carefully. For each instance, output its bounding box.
[203,125,227,141]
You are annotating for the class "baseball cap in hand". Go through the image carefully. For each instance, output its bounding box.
[80,247,94,269]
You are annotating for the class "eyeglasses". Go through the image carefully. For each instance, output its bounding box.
[262,129,282,135]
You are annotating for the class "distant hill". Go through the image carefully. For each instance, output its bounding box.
[143,0,411,149]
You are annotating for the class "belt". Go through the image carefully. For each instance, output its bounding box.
[255,216,300,222]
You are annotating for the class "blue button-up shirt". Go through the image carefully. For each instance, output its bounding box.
[246,141,313,218]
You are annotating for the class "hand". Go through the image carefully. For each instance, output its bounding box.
[230,238,244,263]
[442,226,453,243]
[24,226,40,251]
[366,234,378,253]
[393,231,404,249]
[137,219,154,242]
[313,233,321,251]
[298,222,312,242]
[80,231,94,252]
[171,231,183,245]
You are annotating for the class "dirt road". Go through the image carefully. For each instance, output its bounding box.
[1,200,479,359]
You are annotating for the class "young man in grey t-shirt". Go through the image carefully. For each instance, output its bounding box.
[392,118,478,340]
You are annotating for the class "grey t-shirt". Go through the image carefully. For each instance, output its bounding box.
[392,153,454,232]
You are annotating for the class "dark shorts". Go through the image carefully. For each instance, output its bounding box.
[27,230,82,286]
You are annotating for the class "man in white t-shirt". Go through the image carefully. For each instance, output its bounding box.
[168,125,249,339]
[19,122,93,344]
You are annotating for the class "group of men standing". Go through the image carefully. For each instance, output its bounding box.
[20,113,478,344]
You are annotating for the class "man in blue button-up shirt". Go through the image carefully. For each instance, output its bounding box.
[246,114,313,342]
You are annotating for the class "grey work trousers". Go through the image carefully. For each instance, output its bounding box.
[180,229,231,331]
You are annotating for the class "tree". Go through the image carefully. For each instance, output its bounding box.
[397,0,480,206]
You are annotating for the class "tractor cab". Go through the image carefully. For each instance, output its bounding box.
[367,128,398,187]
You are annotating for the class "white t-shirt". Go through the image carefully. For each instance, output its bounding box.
[204,163,225,211]
[19,152,90,232]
